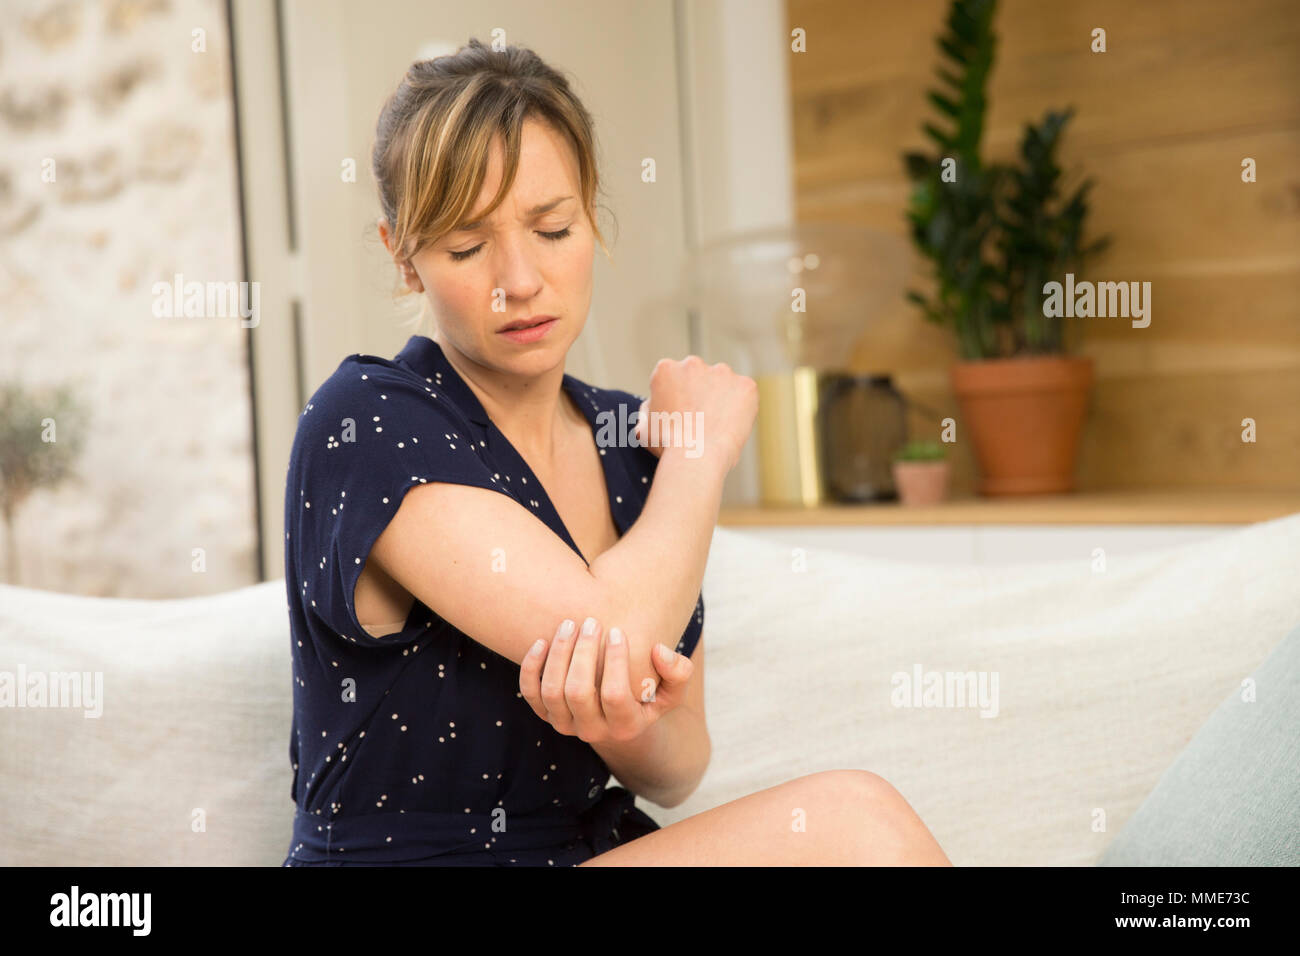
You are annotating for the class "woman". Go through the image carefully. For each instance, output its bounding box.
[282,38,951,866]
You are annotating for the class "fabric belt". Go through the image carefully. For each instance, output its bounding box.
[287,786,656,864]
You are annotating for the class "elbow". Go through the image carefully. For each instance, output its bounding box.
[657,771,706,810]
[655,791,690,810]
[584,593,679,697]
[659,740,712,809]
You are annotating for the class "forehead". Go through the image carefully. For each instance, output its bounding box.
[452,121,580,232]
[451,195,574,233]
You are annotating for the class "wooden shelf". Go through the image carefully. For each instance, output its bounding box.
[718,489,1300,526]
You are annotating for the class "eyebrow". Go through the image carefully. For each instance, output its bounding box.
[452,195,574,233]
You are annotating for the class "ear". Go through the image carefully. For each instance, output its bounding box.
[401,261,425,294]
[377,218,424,294]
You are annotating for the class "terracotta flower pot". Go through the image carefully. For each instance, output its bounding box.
[949,355,1094,496]
[892,459,951,506]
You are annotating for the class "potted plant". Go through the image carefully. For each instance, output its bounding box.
[903,0,1110,495]
[0,383,87,584]
[892,439,951,506]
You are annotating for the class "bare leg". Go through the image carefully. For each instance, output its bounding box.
[578,770,952,866]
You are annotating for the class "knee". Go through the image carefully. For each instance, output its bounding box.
[806,770,909,816]
[797,770,949,865]
[798,769,904,807]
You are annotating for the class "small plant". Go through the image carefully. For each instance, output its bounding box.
[893,439,948,463]
[0,383,88,584]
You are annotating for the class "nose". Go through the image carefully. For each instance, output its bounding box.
[489,230,545,303]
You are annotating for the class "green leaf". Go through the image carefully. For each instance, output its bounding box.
[938,35,965,64]
[923,121,953,149]
[935,67,962,91]
[903,151,934,180]
[927,91,960,117]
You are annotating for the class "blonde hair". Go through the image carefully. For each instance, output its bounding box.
[371,38,613,333]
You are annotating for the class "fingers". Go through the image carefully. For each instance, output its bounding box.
[652,642,694,686]
[540,618,579,730]
[644,642,694,718]
[564,617,604,736]
[598,627,642,740]
[593,630,605,688]
[520,620,571,723]
[523,619,672,745]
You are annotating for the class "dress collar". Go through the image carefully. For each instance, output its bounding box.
[394,335,636,552]
[393,334,597,431]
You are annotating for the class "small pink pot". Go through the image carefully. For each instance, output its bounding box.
[892,460,951,506]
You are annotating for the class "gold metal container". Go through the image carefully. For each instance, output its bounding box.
[756,367,827,507]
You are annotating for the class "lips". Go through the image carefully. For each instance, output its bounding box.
[499,316,557,332]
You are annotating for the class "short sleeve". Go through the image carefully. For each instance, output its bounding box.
[289,360,511,646]
[678,592,704,659]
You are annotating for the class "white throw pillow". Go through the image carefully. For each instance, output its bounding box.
[0,581,293,865]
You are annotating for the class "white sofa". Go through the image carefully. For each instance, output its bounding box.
[2,514,1298,866]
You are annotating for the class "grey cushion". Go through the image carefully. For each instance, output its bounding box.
[1100,622,1300,866]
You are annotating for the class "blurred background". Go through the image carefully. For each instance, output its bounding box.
[1,0,1297,598]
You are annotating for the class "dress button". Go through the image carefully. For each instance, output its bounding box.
[587,785,601,799]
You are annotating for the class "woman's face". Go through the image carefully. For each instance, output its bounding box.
[382,117,594,379]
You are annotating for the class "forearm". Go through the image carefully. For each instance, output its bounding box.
[587,444,725,696]
[591,701,710,808]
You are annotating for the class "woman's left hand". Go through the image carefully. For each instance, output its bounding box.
[519,617,693,744]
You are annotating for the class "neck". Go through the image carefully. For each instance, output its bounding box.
[432,332,579,463]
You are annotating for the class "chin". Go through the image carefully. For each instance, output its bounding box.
[491,334,570,371]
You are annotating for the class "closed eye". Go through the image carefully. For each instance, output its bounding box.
[449,227,572,262]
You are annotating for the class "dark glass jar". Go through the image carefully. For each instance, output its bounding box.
[818,372,906,502]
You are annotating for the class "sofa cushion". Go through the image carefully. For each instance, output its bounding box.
[2,510,1298,865]
[1099,621,1300,866]
[0,580,292,865]
[651,514,1300,865]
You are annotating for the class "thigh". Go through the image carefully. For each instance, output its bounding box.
[578,769,951,866]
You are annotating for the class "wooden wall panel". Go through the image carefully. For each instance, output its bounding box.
[787,0,1300,492]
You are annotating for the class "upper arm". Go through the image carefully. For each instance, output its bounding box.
[295,364,695,691]
[369,478,610,669]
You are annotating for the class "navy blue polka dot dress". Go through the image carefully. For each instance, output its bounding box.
[281,334,704,866]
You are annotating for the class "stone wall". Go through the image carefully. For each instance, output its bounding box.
[0,0,258,596]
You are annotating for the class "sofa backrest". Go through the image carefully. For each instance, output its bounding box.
[2,512,1297,865]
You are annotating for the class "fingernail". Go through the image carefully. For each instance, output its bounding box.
[657,643,674,662]
[609,627,623,645]
[558,619,575,638]
[581,616,597,637]
[529,639,545,656]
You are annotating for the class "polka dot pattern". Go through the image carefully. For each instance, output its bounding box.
[282,335,703,866]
